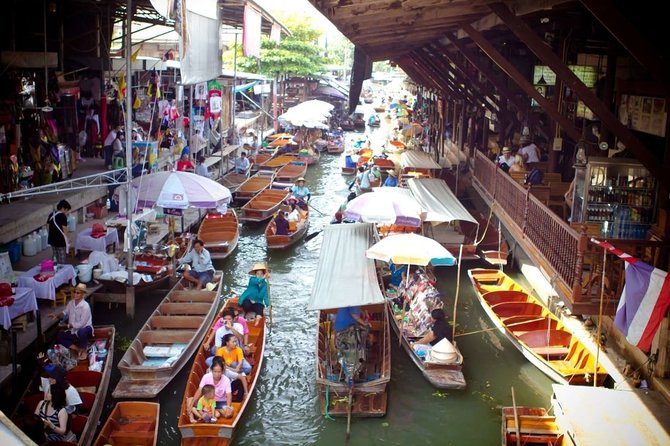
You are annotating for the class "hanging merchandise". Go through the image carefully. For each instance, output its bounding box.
[207,80,222,121]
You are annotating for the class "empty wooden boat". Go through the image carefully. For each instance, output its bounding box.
[501,406,561,446]
[258,154,298,170]
[221,172,248,194]
[197,210,239,260]
[297,149,320,165]
[178,297,266,446]
[275,160,307,183]
[12,326,115,446]
[250,151,274,173]
[235,171,275,201]
[264,207,309,249]
[239,189,290,223]
[112,275,222,399]
[468,268,610,386]
[93,401,159,446]
[308,223,391,418]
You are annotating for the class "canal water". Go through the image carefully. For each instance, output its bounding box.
[92,126,555,445]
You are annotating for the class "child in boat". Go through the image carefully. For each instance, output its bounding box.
[193,384,219,423]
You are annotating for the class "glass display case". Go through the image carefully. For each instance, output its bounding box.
[571,157,656,239]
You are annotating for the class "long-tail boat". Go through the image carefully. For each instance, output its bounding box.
[275,160,307,183]
[239,189,290,223]
[221,172,248,194]
[264,207,309,249]
[501,406,561,446]
[93,401,160,446]
[197,210,239,260]
[468,268,610,386]
[178,297,266,446]
[258,154,298,171]
[12,326,115,446]
[235,171,275,201]
[112,274,222,398]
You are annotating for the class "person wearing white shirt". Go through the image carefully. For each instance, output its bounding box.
[178,239,215,290]
[234,152,250,174]
[49,283,93,361]
[497,147,514,170]
[519,141,540,164]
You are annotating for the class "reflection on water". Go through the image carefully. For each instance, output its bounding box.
[96,124,553,445]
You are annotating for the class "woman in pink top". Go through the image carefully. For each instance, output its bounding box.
[188,358,233,422]
[210,305,250,350]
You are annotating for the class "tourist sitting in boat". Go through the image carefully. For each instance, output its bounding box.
[191,384,219,423]
[287,203,302,232]
[42,364,82,414]
[176,147,195,172]
[273,211,290,236]
[48,283,93,361]
[411,309,452,357]
[382,170,398,187]
[208,307,249,353]
[239,263,270,326]
[188,357,234,422]
[178,239,215,290]
[35,383,77,442]
[234,152,250,174]
[215,333,251,396]
[204,309,245,364]
[290,177,311,209]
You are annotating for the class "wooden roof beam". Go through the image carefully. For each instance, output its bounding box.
[459,23,582,142]
[397,58,444,97]
[422,45,500,112]
[579,0,670,88]
[440,34,527,114]
[403,54,456,99]
[488,2,665,186]
[413,51,477,106]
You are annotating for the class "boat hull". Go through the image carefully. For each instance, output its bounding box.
[235,172,275,201]
[468,268,610,386]
[93,401,160,446]
[113,276,222,399]
[197,210,239,260]
[275,161,307,183]
[239,189,290,223]
[316,303,391,417]
[265,208,309,249]
[178,297,266,446]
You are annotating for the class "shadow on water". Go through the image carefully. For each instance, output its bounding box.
[91,142,554,445]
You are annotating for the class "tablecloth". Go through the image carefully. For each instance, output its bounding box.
[105,208,157,227]
[0,287,38,330]
[18,264,76,301]
[75,227,119,254]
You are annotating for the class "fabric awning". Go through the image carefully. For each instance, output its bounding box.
[307,223,384,311]
[551,384,670,446]
[234,80,258,93]
[407,178,478,224]
[400,150,442,170]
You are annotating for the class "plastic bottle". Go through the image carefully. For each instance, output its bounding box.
[53,254,58,271]
[33,231,42,253]
[40,227,49,250]
[106,198,111,210]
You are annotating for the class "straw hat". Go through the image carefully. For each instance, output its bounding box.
[74,283,88,293]
[296,177,306,183]
[502,146,511,154]
[387,170,397,177]
[430,338,459,363]
[249,263,267,274]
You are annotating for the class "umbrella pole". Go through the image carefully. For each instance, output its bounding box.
[399,263,410,347]
[452,244,463,343]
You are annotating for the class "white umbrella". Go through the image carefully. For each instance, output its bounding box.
[125,171,232,209]
[366,233,457,266]
[344,190,423,227]
[279,100,334,129]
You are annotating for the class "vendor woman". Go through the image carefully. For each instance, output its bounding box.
[239,263,270,326]
[411,308,452,355]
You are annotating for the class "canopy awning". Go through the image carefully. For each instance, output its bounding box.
[307,223,384,311]
[234,80,259,93]
[407,178,478,224]
[551,384,670,446]
[400,150,442,170]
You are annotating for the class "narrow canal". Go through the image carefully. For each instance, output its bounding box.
[93,127,554,445]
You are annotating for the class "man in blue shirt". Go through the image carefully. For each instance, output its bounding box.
[178,239,215,290]
[234,152,250,174]
[382,170,399,187]
[334,306,371,332]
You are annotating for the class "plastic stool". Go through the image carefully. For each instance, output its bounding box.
[53,286,72,307]
[113,157,125,169]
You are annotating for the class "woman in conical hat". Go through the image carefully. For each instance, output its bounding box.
[238,263,270,326]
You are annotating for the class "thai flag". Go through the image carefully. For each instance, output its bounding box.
[594,239,670,352]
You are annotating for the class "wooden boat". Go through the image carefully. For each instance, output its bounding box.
[327,139,344,154]
[339,118,354,131]
[197,210,239,260]
[468,268,610,386]
[97,266,171,296]
[275,160,307,183]
[298,149,320,165]
[386,298,466,389]
[309,223,391,418]
[316,303,391,417]
[373,106,386,113]
[367,114,381,127]
[221,172,248,194]
[112,274,222,398]
[239,189,290,223]
[250,151,274,173]
[265,207,309,249]
[178,297,266,446]
[259,154,298,170]
[12,326,115,446]
[235,171,275,201]
[501,406,561,446]
[93,401,159,446]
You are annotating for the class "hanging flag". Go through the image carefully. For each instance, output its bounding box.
[243,4,262,58]
[117,74,126,100]
[593,239,670,352]
[131,46,141,62]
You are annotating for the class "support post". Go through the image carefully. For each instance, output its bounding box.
[125,0,135,318]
